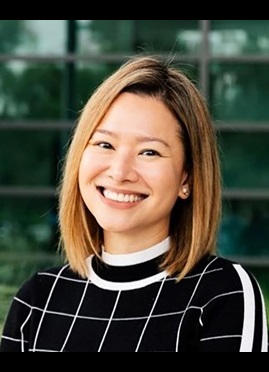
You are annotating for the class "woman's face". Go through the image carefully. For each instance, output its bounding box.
[79,92,188,250]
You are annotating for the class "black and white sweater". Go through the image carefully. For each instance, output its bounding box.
[0,238,268,352]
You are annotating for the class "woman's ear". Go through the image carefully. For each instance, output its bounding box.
[178,172,191,200]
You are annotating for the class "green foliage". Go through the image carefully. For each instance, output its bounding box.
[0,131,62,185]
[210,63,269,122]
[0,253,62,286]
[0,21,29,53]
[0,64,62,120]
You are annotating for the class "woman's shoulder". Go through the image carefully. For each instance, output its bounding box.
[190,254,261,293]
[15,264,85,303]
[194,253,250,273]
[34,264,82,282]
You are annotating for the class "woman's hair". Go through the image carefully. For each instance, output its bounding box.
[58,54,222,280]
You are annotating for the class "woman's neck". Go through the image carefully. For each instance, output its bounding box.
[103,231,169,255]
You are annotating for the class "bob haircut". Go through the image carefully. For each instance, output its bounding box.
[58,54,222,281]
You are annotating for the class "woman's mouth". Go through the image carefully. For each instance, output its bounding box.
[98,187,148,203]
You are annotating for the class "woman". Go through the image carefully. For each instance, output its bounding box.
[1,55,268,352]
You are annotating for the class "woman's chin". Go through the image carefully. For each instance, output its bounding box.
[97,220,133,234]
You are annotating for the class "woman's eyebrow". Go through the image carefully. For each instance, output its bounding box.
[94,129,114,136]
[94,129,169,147]
[136,135,169,148]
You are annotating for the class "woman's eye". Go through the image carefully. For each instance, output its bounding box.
[140,149,160,157]
[96,142,113,149]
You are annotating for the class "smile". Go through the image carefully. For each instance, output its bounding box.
[100,188,147,203]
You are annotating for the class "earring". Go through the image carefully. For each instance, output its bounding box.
[182,187,188,196]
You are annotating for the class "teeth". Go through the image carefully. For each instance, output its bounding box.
[103,189,143,203]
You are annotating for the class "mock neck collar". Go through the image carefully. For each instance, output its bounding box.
[101,237,170,267]
[86,237,170,291]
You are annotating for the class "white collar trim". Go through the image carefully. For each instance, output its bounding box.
[87,254,168,291]
[101,236,170,267]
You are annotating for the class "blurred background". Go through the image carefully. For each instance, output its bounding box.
[0,20,269,333]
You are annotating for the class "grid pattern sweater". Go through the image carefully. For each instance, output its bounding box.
[0,241,268,352]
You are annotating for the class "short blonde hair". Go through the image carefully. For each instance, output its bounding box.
[58,54,222,280]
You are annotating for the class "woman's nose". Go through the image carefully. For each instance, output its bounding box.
[109,151,138,183]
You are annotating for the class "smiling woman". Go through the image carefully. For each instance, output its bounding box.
[0,54,268,352]
[78,92,188,249]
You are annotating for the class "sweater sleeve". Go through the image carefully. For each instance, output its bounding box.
[199,264,268,352]
[0,275,36,352]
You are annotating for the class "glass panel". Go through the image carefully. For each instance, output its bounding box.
[77,61,121,109]
[77,61,199,111]
[77,20,134,54]
[218,132,269,188]
[0,62,64,120]
[136,20,200,54]
[0,20,66,55]
[0,130,68,186]
[0,197,58,252]
[210,20,269,55]
[77,20,200,55]
[210,63,269,121]
[218,200,269,257]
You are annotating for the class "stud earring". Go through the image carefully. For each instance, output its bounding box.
[182,187,188,196]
